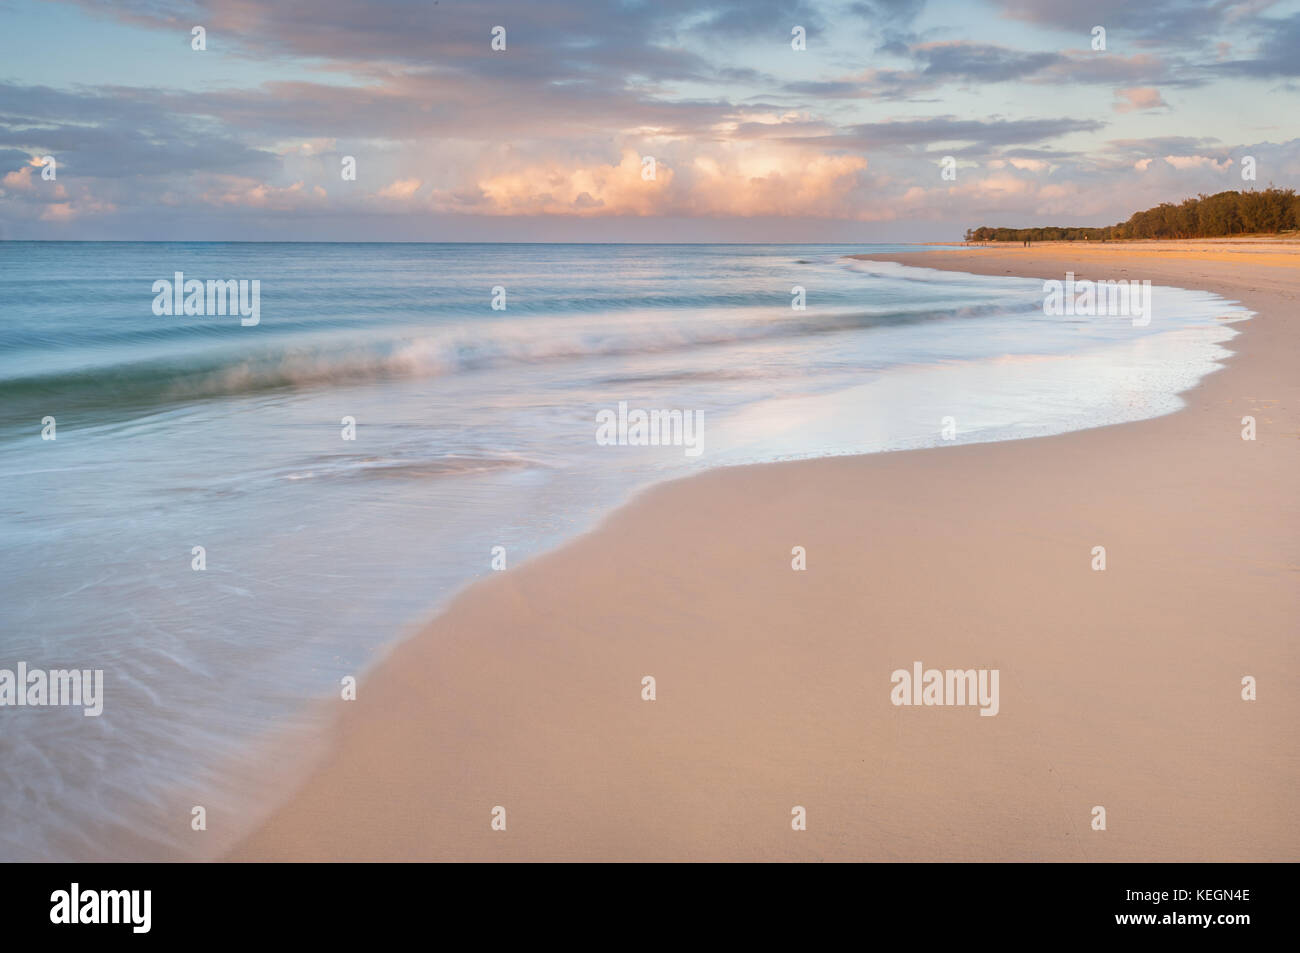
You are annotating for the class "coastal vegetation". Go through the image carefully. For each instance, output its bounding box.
[965,187,1299,242]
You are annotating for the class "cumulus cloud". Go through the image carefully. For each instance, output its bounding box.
[1162,155,1234,171]
[424,147,879,220]
[2,165,35,190]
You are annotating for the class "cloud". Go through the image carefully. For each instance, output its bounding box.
[424,147,876,220]
[791,116,1107,152]
[2,165,35,190]
[199,176,327,209]
[1113,87,1169,113]
[377,177,423,200]
[777,44,1195,104]
[4,0,1296,239]
[1214,12,1300,77]
[914,42,1058,83]
[991,0,1243,43]
[1162,154,1234,171]
[0,83,282,179]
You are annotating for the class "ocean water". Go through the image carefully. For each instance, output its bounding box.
[0,242,1249,860]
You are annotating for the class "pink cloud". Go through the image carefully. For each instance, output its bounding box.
[430,147,879,220]
[377,178,423,200]
[201,177,326,210]
[3,166,35,190]
[1113,87,1168,113]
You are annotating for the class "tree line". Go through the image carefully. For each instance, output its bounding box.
[964,188,1299,242]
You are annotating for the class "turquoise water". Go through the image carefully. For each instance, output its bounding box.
[0,242,1249,859]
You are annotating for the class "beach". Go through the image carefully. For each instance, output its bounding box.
[220,240,1300,862]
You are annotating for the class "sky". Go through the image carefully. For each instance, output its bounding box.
[0,0,1297,241]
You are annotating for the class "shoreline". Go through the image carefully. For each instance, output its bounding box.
[228,241,1298,862]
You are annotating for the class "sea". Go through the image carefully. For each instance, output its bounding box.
[0,242,1250,859]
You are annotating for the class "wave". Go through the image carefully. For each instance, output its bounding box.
[0,300,1029,424]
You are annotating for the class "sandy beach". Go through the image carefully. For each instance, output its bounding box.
[229,241,1299,862]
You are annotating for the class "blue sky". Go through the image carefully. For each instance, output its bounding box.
[1,0,1297,240]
